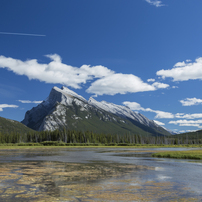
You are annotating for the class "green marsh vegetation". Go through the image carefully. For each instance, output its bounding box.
[152,150,202,160]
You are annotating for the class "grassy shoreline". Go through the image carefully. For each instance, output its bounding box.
[152,150,202,160]
[1,143,202,160]
[0,142,202,150]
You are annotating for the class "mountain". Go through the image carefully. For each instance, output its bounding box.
[161,126,178,135]
[0,116,35,134]
[21,86,171,136]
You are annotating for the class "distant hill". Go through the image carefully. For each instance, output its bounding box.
[173,130,202,142]
[0,116,35,134]
[21,86,171,137]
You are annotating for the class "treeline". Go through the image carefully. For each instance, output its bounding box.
[0,129,202,145]
[173,130,202,144]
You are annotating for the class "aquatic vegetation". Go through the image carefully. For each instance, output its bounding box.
[152,149,202,160]
[0,160,200,201]
[0,148,201,201]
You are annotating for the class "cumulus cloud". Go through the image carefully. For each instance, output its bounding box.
[145,0,165,7]
[147,78,155,82]
[122,101,144,111]
[151,82,169,89]
[180,98,202,106]
[157,57,202,81]
[169,120,202,128]
[123,101,174,119]
[172,86,178,89]
[151,110,174,119]
[46,54,61,62]
[153,120,165,126]
[179,129,197,133]
[0,54,169,96]
[87,75,169,96]
[0,54,114,89]
[123,101,202,121]
[175,113,202,119]
[123,101,202,128]
[0,104,18,111]
[87,74,158,96]
[174,61,186,67]
[18,100,43,104]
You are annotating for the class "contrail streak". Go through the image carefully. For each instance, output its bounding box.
[0,32,46,37]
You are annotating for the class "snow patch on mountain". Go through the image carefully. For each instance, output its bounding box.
[88,96,159,129]
[38,104,67,131]
[22,86,172,135]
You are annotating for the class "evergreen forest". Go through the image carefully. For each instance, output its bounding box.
[1,128,202,146]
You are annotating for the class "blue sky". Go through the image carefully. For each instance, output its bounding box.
[1,0,202,133]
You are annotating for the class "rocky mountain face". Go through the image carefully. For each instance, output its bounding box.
[21,86,171,136]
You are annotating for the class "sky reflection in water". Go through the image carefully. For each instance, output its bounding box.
[0,147,201,201]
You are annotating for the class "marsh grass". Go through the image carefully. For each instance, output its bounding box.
[0,142,202,150]
[152,150,202,160]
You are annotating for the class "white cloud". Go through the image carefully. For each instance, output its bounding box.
[122,101,144,111]
[0,104,18,111]
[174,61,186,67]
[0,54,168,96]
[152,110,174,119]
[180,124,200,127]
[123,100,202,128]
[180,98,202,106]
[46,54,61,62]
[154,120,165,126]
[172,86,178,89]
[145,0,165,7]
[0,54,114,89]
[123,101,202,121]
[169,119,202,128]
[87,74,169,96]
[157,57,202,81]
[123,101,174,119]
[18,100,43,104]
[151,82,169,89]
[91,94,98,98]
[147,78,155,82]
[179,130,197,133]
[86,73,156,96]
[175,113,202,119]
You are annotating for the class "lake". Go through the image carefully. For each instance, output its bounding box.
[0,147,201,201]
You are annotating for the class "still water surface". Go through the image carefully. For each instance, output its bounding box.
[0,147,201,201]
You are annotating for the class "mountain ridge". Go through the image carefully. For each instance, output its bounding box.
[0,116,35,134]
[21,86,172,136]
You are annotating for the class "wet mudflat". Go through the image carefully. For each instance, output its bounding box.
[0,147,201,201]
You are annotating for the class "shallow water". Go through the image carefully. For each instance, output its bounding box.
[0,147,201,201]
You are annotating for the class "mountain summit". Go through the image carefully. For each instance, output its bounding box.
[22,86,171,136]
